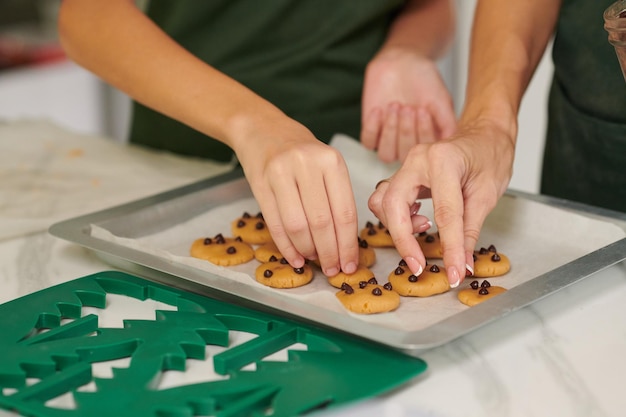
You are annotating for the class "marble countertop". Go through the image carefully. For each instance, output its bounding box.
[1,121,625,417]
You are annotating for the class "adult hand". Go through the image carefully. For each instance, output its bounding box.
[368,119,515,287]
[360,48,456,163]
[236,119,359,278]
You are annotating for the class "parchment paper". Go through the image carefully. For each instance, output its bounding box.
[90,134,626,332]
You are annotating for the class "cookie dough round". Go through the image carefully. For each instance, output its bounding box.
[190,234,254,266]
[473,245,511,277]
[415,232,443,259]
[388,260,449,297]
[327,265,376,289]
[231,212,273,245]
[357,237,377,267]
[359,221,394,248]
[255,257,314,288]
[457,280,507,306]
[254,241,282,263]
[336,280,400,314]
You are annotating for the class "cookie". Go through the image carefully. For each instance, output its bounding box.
[327,265,376,289]
[472,245,510,277]
[190,234,254,266]
[255,256,314,288]
[254,241,282,263]
[457,279,507,306]
[357,237,377,267]
[336,279,400,314]
[359,221,394,248]
[388,260,449,297]
[231,211,273,245]
[415,232,443,259]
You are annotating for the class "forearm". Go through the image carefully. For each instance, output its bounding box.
[378,0,455,59]
[461,0,561,139]
[57,0,287,151]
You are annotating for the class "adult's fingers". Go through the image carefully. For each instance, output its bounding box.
[377,102,400,163]
[397,105,417,162]
[416,107,436,144]
[360,107,383,151]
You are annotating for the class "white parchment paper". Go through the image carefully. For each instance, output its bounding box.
[91,134,626,333]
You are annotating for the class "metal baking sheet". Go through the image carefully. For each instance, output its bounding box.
[49,169,626,355]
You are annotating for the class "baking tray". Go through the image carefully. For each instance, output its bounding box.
[49,169,626,356]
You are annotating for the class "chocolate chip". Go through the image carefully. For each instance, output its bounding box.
[378,221,385,229]
[256,212,264,219]
[478,287,489,295]
[235,236,243,242]
[418,232,427,237]
[429,265,440,273]
[263,269,273,278]
[215,234,225,244]
[280,258,289,264]
[359,238,369,248]
[367,228,376,236]
[372,287,383,296]
[242,212,251,218]
[408,275,418,283]
[470,280,479,289]
[203,238,212,245]
[255,221,265,230]
[365,221,374,228]
[395,266,405,275]
[368,277,378,285]
[383,282,393,291]
[269,255,278,262]
[473,253,478,262]
[479,247,488,255]
[294,267,304,274]
[399,259,407,267]
[359,281,368,289]
[425,234,435,243]
[488,244,497,253]
[385,230,390,235]
[236,220,246,228]
[491,253,501,262]
[481,280,491,288]
[342,283,354,294]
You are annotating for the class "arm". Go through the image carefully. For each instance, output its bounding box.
[361,0,456,162]
[369,0,561,286]
[58,0,360,277]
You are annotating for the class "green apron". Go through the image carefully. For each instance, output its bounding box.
[541,0,626,212]
[129,0,404,162]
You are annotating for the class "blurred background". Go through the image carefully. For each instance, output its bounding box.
[0,0,552,193]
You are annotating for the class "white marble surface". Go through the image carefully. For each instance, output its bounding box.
[1,121,626,417]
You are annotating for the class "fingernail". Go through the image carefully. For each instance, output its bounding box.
[448,266,461,288]
[343,262,357,275]
[465,263,474,277]
[325,266,339,277]
[406,257,423,276]
[416,220,432,232]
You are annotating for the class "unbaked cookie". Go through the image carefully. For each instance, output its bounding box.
[190,234,254,266]
[254,241,282,263]
[231,211,273,245]
[357,237,377,267]
[359,221,394,248]
[457,279,507,306]
[336,279,400,314]
[388,259,449,297]
[254,256,314,288]
[327,265,376,289]
[415,232,443,259]
[473,245,511,277]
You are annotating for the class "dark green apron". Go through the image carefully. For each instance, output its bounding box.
[541,0,626,212]
[129,0,404,162]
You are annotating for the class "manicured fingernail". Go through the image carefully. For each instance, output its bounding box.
[406,257,423,276]
[325,266,339,277]
[448,266,461,288]
[343,262,357,275]
[416,220,432,232]
[465,263,474,277]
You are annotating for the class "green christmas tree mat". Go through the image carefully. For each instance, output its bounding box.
[0,271,426,417]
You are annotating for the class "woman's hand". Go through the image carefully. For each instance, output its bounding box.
[368,119,515,287]
[360,48,456,163]
[235,119,359,278]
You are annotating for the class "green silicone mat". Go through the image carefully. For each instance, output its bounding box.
[0,271,426,417]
